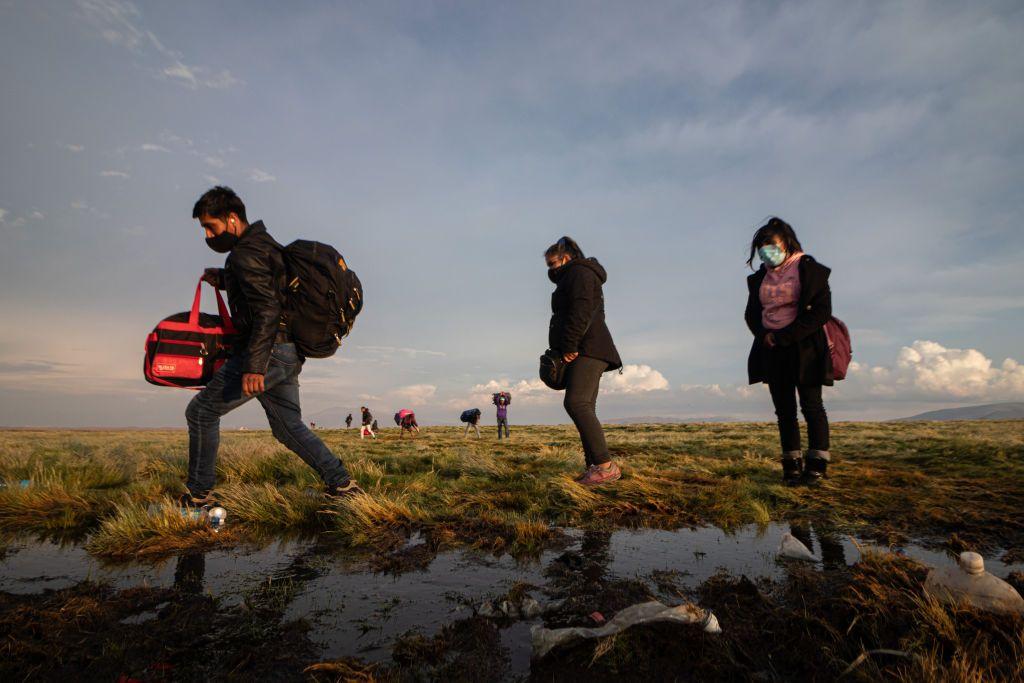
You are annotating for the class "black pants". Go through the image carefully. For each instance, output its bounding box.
[497,417,509,439]
[564,356,611,466]
[767,380,830,452]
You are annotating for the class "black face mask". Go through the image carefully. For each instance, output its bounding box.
[205,231,239,253]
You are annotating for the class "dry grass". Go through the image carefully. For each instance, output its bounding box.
[1,421,1022,559]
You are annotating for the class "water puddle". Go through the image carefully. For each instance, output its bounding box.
[3,524,1021,678]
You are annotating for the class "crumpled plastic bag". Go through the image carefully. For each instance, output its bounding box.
[531,601,721,659]
[778,533,818,561]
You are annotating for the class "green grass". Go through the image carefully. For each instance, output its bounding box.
[1,421,1022,559]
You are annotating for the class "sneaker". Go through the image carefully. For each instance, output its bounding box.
[178,491,218,509]
[324,480,364,499]
[573,466,595,482]
[578,462,621,487]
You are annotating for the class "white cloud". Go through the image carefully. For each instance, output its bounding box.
[357,345,446,358]
[139,143,170,153]
[0,209,7,224]
[29,211,44,220]
[469,378,555,405]
[78,0,240,90]
[249,168,276,183]
[203,155,226,168]
[846,340,1024,400]
[391,384,437,407]
[679,383,726,397]
[100,170,130,178]
[64,144,85,152]
[602,364,669,394]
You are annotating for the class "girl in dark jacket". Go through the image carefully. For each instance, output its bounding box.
[744,218,834,486]
[546,237,624,487]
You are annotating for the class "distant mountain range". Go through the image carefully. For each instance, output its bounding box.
[895,402,1024,421]
[604,415,739,424]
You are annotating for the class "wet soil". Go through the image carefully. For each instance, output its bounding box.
[2,523,1022,681]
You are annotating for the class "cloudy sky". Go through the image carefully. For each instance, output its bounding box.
[1,1,1022,427]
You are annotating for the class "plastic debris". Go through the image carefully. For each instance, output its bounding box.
[477,594,546,620]
[531,601,721,659]
[520,596,543,619]
[589,611,606,625]
[924,551,1024,615]
[207,506,227,531]
[778,533,818,561]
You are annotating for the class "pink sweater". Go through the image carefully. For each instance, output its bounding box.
[760,252,804,330]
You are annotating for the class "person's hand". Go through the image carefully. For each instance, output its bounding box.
[202,268,223,288]
[563,352,579,363]
[242,373,265,396]
[764,333,776,348]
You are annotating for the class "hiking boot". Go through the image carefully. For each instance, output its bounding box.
[578,462,621,487]
[781,451,803,487]
[324,480,364,499]
[799,450,830,486]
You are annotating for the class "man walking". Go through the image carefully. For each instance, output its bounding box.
[345,413,353,429]
[181,186,361,507]
[360,406,376,439]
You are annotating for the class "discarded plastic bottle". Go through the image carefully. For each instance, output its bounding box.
[924,551,1024,615]
[206,506,227,531]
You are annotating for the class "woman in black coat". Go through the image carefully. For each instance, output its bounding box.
[744,218,834,486]
[546,237,623,487]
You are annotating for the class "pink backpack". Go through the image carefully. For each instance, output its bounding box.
[823,317,852,381]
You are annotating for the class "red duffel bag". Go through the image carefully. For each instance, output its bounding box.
[144,278,237,388]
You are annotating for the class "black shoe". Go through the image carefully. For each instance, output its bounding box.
[799,451,829,486]
[781,451,803,487]
[324,480,364,499]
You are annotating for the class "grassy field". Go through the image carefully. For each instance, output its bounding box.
[1,421,1022,560]
[2,422,1023,681]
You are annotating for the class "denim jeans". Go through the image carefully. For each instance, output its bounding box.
[185,342,350,495]
[564,355,611,466]
[767,380,830,452]
[497,417,509,439]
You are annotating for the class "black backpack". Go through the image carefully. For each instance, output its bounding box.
[282,240,363,358]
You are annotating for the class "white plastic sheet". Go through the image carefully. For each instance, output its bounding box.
[531,601,721,659]
[778,533,818,561]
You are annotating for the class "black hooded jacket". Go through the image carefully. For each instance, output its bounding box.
[220,221,288,375]
[745,254,834,386]
[548,258,622,371]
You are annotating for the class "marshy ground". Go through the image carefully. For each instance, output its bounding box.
[1,422,1022,680]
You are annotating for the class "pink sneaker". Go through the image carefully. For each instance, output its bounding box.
[574,466,594,482]
[578,462,621,487]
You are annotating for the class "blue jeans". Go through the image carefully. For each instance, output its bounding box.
[185,343,350,495]
[497,416,509,439]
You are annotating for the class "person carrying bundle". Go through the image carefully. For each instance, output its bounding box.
[493,392,511,439]
[395,409,420,437]
[460,408,482,437]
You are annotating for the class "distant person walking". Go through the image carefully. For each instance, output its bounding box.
[360,406,376,439]
[345,413,353,429]
[461,408,482,438]
[744,217,833,486]
[182,186,361,505]
[545,236,623,486]
[494,392,511,439]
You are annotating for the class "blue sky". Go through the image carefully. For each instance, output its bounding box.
[1,1,1022,427]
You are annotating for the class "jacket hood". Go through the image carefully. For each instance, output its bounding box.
[549,257,608,284]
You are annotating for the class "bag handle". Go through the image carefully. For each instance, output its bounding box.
[189,277,237,333]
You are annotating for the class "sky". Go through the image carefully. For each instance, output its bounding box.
[1,0,1022,427]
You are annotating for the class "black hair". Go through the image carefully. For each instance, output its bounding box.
[746,217,802,269]
[545,235,585,261]
[192,186,247,224]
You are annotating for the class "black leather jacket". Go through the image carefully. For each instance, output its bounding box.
[213,221,288,375]
[548,258,622,370]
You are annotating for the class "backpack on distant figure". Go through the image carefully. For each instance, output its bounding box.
[282,240,363,358]
[824,317,852,381]
[460,409,481,423]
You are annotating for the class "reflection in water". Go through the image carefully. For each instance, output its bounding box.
[789,521,847,571]
[174,552,206,594]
